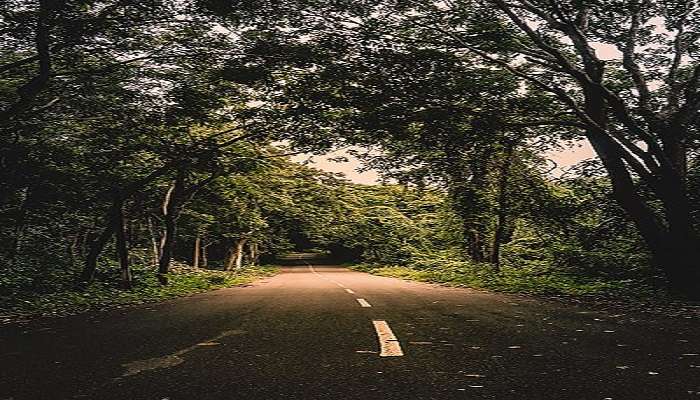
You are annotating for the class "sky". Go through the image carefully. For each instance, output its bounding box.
[294,142,596,184]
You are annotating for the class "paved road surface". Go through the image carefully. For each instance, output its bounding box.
[2,265,699,399]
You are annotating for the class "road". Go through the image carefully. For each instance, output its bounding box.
[1,264,699,399]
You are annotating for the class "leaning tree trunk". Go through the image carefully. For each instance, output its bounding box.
[79,161,189,283]
[158,169,186,284]
[81,207,118,283]
[582,87,700,299]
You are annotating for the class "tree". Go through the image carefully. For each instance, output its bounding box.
[246,0,700,297]
[263,26,564,265]
[406,0,700,297]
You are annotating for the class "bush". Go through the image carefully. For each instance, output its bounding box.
[354,254,657,298]
[0,263,278,322]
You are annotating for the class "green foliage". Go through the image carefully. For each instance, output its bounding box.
[2,0,698,309]
[355,259,657,298]
[1,264,278,322]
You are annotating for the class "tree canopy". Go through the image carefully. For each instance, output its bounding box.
[1,0,699,304]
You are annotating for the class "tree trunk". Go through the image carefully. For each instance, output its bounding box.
[147,215,160,267]
[490,144,515,269]
[235,238,248,270]
[467,228,486,263]
[113,200,132,288]
[225,245,236,271]
[653,230,700,299]
[69,229,84,268]
[602,162,700,298]
[193,233,201,268]
[8,186,30,268]
[158,169,186,284]
[81,209,118,283]
[0,0,53,123]
[465,154,491,263]
[655,173,700,299]
[248,242,259,266]
[202,243,209,268]
[225,238,248,271]
[581,87,700,298]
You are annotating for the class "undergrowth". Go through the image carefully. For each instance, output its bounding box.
[0,263,278,322]
[352,257,660,299]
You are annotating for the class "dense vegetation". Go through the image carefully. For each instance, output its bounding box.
[2,0,699,317]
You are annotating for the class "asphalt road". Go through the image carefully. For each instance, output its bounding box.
[2,264,700,400]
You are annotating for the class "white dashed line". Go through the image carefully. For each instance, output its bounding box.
[310,264,401,357]
[308,264,321,275]
[372,320,404,357]
[308,263,347,289]
[356,298,372,308]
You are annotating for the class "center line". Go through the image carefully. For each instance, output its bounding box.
[307,263,348,289]
[356,298,372,307]
[372,320,404,357]
[345,289,355,294]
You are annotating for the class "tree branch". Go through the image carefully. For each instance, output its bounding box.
[621,5,653,112]
[0,0,52,123]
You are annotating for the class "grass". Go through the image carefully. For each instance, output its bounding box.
[0,264,278,322]
[352,258,657,298]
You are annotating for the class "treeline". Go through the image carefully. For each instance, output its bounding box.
[1,0,699,300]
[0,128,435,294]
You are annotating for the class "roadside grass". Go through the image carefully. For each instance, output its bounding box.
[352,259,659,299]
[0,264,278,322]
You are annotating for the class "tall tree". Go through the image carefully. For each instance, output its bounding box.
[448,0,700,297]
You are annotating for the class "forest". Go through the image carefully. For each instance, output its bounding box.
[1,0,699,319]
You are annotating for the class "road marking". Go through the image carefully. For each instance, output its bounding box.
[356,298,372,307]
[345,288,355,294]
[308,264,320,274]
[307,263,348,289]
[372,320,404,357]
[120,330,246,377]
